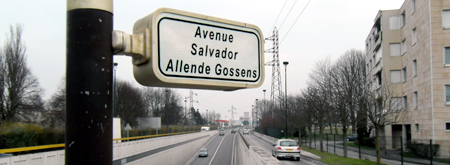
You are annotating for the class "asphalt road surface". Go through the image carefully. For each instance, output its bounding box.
[186,131,237,165]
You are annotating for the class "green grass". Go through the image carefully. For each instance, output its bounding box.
[302,147,385,165]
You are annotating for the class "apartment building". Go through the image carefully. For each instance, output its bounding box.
[365,0,450,158]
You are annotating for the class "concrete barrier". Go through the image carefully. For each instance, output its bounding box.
[125,131,217,165]
[0,131,216,165]
[236,132,280,165]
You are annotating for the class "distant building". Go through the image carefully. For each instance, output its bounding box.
[365,0,450,158]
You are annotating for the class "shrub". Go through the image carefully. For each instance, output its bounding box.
[407,141,440,159]
[0,123,64,150]
[359,137,375,147]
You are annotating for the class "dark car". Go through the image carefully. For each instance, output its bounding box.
[231,129,237,133]
[198,148,208,157]
[347,134,358,141]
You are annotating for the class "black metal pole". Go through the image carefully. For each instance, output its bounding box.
[430,139,433,165]
[326,133,328,153]
[66,1,113,164]
[334,134,336,155]
[359,140,361,159]
[283,62,288,139]
[401,136,403,165]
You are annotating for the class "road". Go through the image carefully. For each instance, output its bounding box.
[186,131,237,165]
[244,134,327,165]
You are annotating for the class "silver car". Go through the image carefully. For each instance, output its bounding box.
[272,139,300,161]
[219,128,225,136]
[198,148,208,157]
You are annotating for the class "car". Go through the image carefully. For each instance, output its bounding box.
[198,148,208,157]
[347,134,358,141]
[231,129,236,133]
[243,129,249,135]
[272,139,300,161]
[219,128,225,136]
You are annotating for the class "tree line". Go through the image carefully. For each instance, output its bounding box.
[255,49,406,164]
[0,25,213,130]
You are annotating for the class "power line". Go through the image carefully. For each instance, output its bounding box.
[267,0,288,36]
[280,0,311,44]
[278,0,298,31]
[265,0,288,53]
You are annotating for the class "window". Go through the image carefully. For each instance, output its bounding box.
[446,85,450,104]
[445,47,450,66]
[413,91,418,109]
[366,43,369,53]
[402,67,407,83]
[401,11,406,27]
[446,122,450,131]
[374,46,382,65]
[390,16,401,30]
[403,96,408,110]
[415,123,419,131]
[401,39,407,55]
[412,28,417,45]
[443,10,450,29]
[391,97,402,110]
[391,70,402,83]
[413,59,417,77]
[369,60,372,69]
[412,0,416,14]
[390,43,401,56]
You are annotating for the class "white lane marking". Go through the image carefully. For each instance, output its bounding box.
[185,134,218,165]
[208,132,229,165]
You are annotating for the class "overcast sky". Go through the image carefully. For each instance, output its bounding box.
[0,0,405,121]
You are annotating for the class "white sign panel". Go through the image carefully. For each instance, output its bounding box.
[158,15,260,82]
[132,8,264,91]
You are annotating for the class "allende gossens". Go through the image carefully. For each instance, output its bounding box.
[165,26,258,79]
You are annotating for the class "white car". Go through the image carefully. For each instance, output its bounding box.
[243,129,249,135]
[272,139,300,161]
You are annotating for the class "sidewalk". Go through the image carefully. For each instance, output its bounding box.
[310,141,449,165]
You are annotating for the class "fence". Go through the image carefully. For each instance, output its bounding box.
[299,133,450,164]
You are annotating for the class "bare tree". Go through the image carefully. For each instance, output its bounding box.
[0,24,43,124]
[45,77,66,128]
[116,81,147,127]
[329,49,365,157]
[308,58,333,152]
[361,74,406,164]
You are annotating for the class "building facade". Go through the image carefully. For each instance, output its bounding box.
[365,0,450,158]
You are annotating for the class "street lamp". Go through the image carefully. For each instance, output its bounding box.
[206,109,209,126]
[283,61,289,139]
[184,97,187,125]
[113,62,118,117]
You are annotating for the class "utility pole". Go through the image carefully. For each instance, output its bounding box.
[66,0,113,164]
[265,27,282,109]
[229,106,236,127]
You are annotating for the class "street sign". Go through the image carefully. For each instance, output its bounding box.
[132,8,264,91]
[125,123,132,131]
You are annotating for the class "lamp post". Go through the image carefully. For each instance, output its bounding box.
[255,99,259,127]
[184,97,187,125]
[283,61,289,139]
[113,62,118,117]
[206,109,209,126]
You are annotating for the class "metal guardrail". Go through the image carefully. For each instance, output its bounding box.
[0,131,196,154]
